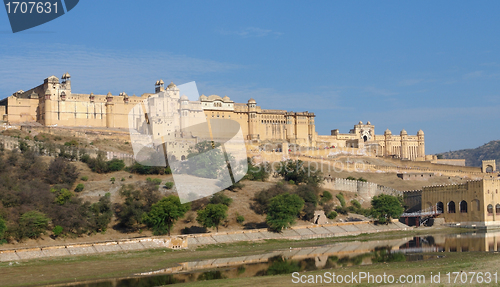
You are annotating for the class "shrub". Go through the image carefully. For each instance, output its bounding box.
[357,177,367,182]
[107,159,125,171]
[110,177,115,183]
[327,211,338,219]
[335,206,349,215]
[288,180,295,185]
[276,159,323,187]
[209,192,233,207]
[81,176,88,181]
[196,203,228,232]
[17,210,50,240]
[322,191,333,202]
[164,182,174,189]
[146,178,162,185]
[52,225,63,237]
[243,158,270,181]
[121,177,125,181]
[346,176,356,181]
[0,217,6,240]
[336,193,346,207]
[236,214,245,224]
[323,203,334,215]
[252,183,289,214]
[351,199,361,209]
[74,183,84,193]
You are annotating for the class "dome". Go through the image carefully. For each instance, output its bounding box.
[384,129,392,135]
[367,121,371,125]
[167,82,176,89]
[122,92,128,98]
[222,96,231,102]
[417,129,424,135]
[199,94,208,101]
[180,95,189,101]
[155,80,159,86]
[208,95,222,101]
[106,92,112,97]
[248,98,256,103]
[358,121,363,125]
[400,129,407,135]
[159,79,164,85]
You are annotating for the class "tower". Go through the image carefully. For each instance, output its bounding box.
[417,129,425,159]
[400,129,408,160]
[247,98,257,140]
[105,92,114,128]
[384,129,392,157]
[155,80,165,93]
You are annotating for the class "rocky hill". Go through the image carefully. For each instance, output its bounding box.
[437,140,500,168]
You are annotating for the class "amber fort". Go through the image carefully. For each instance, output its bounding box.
[0,73,433,162]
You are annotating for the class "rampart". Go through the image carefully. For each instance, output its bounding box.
[321,178,401,198]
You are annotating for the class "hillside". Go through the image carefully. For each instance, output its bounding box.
[437,140,500,168]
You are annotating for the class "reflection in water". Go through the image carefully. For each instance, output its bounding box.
[61,231,500,287]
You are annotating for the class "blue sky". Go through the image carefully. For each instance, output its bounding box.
[1,1,499,154]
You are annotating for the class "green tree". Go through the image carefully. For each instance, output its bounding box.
[370,194,404,224]
[18,210,50,240]
[184,141,227,179]
[107,159,125,171]
[266,193,304,232]
[244,158,270,181]
[276,160,323,187]
[52,188,74,205]
[114,185,146,230]
[196,203,228,232]
[142,195,190,235]
[89,193,113,232]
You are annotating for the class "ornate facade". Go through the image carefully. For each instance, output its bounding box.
[0,74,317,146]
[317,121,426,161]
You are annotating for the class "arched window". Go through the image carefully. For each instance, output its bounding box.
[448,201,456,213]
[181,155,186,161]
[496,204,500,215]
[487,204,494,215]
[459,201,467,213]
[437,202,444,213]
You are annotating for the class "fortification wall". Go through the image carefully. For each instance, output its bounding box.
[321,178,400,198]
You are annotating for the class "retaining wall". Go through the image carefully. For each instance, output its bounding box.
[0,221,409,262]
[322,178,401,198]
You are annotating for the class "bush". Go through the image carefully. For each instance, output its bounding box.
[164,182,174,189]
[81,176,89,181]
[196,203,228,232]
[346,176,356,181]
[357,177,367,182]
[146,178,162,185]
[0,217,6,240]
[276,159,323,187]
[335,206,349,215]
[243,158,270,181]
[17,210,50,240]
[327,211,338,219]
[322,191,333,202]
[209,192,233,207]
[121,177,125,181]
[110,177,115,182]
[351,199,361,209]
[52,225,63,237]
[288,180,295,185]
[336,193,346,207]
[74,183,84,193]
[371,194,404,224]
[142,195,190,236]
[236,214,245,224]
[107,159,125,171]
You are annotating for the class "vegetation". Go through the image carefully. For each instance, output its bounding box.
[209,192,233,207]
[146,177,162,185]
[127,161,171,175]
[276,159,323,187]
[236,214,245,224]
[336,193,346,207]
[244,158,270,181]
[252,182,290,214]
[183,141,227,179]
[196,203,228,232]
[295,184,319,221]
[81,176,88,181]
[17,210,50,240]
[142,195,190,236]
[370,194,404,224]
[164,182,174,189]
[0,216,6,241]
[74,183,85,192]
[327,211,338,219]
[266,193,304,232]
[114,184,161,231]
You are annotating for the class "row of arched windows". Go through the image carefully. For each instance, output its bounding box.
[433,200,500,215]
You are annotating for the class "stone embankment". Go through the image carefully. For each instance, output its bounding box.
[0,221,410,262]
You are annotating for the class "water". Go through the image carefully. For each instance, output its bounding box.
[56,231,500,287]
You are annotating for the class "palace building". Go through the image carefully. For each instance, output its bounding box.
[0,73,427,160]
